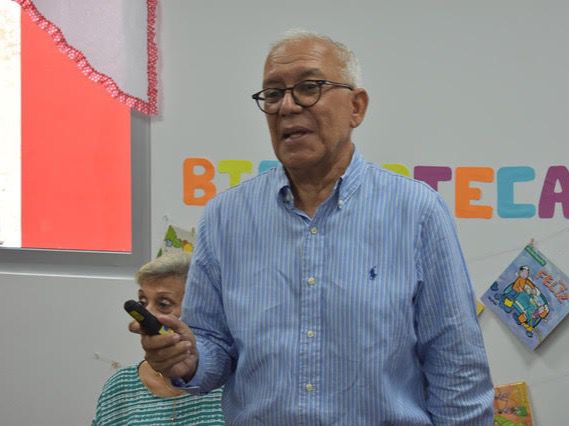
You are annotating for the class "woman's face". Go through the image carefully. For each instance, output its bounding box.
[137,275,186,318]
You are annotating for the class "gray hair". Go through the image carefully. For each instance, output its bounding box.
[135,252,191,285]
[268,28,362,87]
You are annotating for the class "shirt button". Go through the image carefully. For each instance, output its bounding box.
[310,226,318,235]
[307,276,316,286]
[305,383,314,392]
[307,330,315,338]
[338,199,344,208]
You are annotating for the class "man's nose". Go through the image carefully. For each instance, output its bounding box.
[278,90,302,115]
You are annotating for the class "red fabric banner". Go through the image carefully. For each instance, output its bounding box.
[21,10,132,251]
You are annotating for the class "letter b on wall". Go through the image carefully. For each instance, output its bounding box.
[183,158,216,206]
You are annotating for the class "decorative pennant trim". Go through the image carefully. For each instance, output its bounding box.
[15,0,158,115]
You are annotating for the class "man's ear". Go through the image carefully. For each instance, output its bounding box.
[350,88,369,129]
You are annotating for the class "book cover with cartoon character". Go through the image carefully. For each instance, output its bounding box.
[156,224,196,257]
[493,381,533,425]
[483,244,569,350]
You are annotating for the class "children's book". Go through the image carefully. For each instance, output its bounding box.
[493,381,533,425]
[482,244,569,350]
[156,225,196,257]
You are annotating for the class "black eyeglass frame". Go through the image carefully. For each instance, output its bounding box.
[251,79,354,114]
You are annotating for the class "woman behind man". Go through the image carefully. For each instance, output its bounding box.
[93,252,224,425]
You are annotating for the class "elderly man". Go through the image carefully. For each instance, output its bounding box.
[136,29,494,425]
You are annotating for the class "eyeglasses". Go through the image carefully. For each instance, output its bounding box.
[251,79,354,114]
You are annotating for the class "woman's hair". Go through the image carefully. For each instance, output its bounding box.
[268,28,362,87]
[135,252,192,285]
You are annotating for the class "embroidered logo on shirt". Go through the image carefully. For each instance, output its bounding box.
[369,266,377,280]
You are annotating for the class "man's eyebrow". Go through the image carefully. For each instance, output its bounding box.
[263,68,325,87]
[297,68,325,80]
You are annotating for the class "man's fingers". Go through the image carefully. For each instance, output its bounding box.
[140,331,181,351]
[131,313,198,380]
[155,314,192,335]
[128,320,141,334]
[144,340,196,378]
[146,346,190,369]
[155,315,197,346]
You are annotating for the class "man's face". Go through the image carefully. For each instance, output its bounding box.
[262,38,366,174]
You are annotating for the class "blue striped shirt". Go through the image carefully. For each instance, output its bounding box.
[180,149,494,425]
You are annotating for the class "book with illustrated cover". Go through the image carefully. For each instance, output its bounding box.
[156,224,196,257]
[493,381,533,425]
[482,244,569,350]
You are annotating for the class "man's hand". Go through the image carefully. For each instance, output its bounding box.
[130,314,198,381]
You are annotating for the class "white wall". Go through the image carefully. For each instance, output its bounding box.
[0,273,141,425]
[1,1,568,424]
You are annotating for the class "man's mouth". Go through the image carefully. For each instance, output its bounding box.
[282,127,311,142]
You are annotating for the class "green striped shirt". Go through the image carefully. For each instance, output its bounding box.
[93,363,224,425]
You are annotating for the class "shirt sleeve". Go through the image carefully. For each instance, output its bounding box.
[178,206,236,394]
[415,194,495,425]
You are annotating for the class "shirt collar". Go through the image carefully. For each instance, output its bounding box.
[337,148,365,206]
[276,147,365,209]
